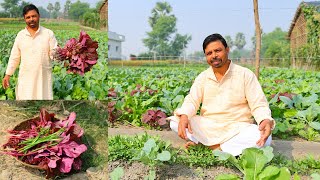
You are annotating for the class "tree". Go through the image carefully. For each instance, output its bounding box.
[261,27,289,57]
[225,35,234,49]
[148,1,172,28]
[47,3,53,19]
[96,0,104,12]
[1,0,20,17]
[68,0,90,20]
[143,1,191,58]
[52,2,61,19]
[38,6,50,18]
[83,10,100,29]
[253,0,262,78]
[234,32,246,50]
[63,0,71,18]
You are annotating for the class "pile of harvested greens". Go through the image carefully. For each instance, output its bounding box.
[2,108,87,178]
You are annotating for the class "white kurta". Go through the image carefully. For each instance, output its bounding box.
[5,26,58,100]
[169,62,274,146]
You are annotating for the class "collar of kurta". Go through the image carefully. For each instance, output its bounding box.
[23,25,42,37]
[207,60,234,82]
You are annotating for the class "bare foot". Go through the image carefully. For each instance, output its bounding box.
[208,144,221,150]
[184,141,197,149]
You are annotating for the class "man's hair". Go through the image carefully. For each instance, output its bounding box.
[23,4,40,17]
[202,33,228,52]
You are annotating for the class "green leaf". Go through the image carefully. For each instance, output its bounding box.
[88,90,96,101]
[269,92,279,104]
[274,167,291,180]
[172,95,184,107]
[0,95,6,100]
[240,148,268,178]
[142,138,157,154]
[257,165,280,180]
[309,121,320,130]
[302,94,318,107]
[110,167,124,180]
[156,150,171,162]
[212,150,231,161]
[293,173,301,180]
[311,173,320,180]
[261,146,274,163]
[215,174,240,180]
[142,96,157,107]
[279,96,293,108]
[283,109,298,118]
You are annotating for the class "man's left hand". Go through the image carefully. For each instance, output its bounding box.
[256,119,273,147]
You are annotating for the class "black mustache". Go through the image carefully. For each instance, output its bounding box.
[210,58,222,62]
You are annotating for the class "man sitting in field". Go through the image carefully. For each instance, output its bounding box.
[168,33,275,156]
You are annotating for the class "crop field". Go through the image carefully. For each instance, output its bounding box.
[108,64,320,179]
[108,65,320,141]
[0,20,108,100]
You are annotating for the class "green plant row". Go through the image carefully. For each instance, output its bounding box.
[108,66,320,141]
[108,134,320,179]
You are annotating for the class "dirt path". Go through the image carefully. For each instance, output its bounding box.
[0,102,107,180]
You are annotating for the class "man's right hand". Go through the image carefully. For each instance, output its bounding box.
[2,75,10,89]
[178,114,193,140]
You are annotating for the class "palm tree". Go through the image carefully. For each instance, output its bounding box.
[148,1,173,27]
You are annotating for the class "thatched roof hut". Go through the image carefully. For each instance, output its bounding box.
[99,0,108,31]
[288,1,320,68]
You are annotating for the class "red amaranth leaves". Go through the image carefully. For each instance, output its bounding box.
[55,31,98,75]
[108,88,117,98]
[274,79,285,84]
[270,92,297,102]
[2,109,87,179]
[130,84,158,96]
[108,101,121,125]
[141,110,167,128]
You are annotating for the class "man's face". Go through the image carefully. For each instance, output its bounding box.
[204,40,229,68]
[24,10,40,29]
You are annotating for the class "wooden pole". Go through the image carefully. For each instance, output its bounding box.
[253,0,262,79]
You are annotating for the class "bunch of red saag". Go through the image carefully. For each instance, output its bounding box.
[2,109,87,178]
[55,30,99,75]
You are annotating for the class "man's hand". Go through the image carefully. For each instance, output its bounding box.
[178,114,193,140]
[256,119,274,147]
[2,75,10,89]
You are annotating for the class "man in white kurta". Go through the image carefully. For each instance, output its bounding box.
[2,4,57,100]
[169,33,275,156]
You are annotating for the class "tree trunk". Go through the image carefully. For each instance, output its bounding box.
[253,0,261,79]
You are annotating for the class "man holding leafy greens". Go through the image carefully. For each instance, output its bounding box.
[168,33,275,156]
[2,4,57,100]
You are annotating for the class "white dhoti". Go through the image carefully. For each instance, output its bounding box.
[169,116,272,156]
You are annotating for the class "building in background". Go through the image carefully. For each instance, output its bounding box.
[99,0,108,31]
[108,31,125,60]
[288,1,320,68]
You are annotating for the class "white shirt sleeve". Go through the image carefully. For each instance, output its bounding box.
[5,34,21,76]
[174,72,205,119]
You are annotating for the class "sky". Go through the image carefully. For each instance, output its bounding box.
[109,0,309,58]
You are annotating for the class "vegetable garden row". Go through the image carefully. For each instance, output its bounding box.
[108,66,320,142]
